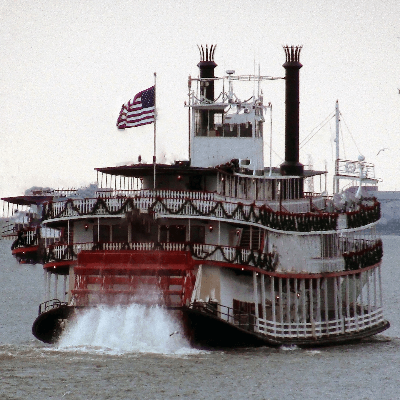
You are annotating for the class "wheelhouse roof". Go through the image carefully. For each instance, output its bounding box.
[95,163,217,178]
[95,162,326,179]
[1,195,54,206]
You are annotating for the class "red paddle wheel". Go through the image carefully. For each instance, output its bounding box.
[72,250,196,308]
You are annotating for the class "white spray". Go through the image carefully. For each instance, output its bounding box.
[57,304,198,355]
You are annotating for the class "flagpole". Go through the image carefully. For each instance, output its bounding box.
[153,72,157,189]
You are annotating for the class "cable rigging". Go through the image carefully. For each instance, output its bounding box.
[299,112,335,149]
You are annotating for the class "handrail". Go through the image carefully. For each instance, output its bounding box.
[44,241,276,271]
[44,237,382,274]
[191,300,259,333]
[38,298,68,315]
[11,229,40,250]
[41,192,380,232]
[190,300,385,340]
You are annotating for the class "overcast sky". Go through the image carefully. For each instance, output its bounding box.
[1,0,399,202]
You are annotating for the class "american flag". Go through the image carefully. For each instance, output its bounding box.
[117,86,155,129]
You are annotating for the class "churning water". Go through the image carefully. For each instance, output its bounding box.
[57,304,197,355]
[2,237,400,399]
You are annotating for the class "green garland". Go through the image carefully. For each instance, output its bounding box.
[44,241,276,271]
[343,239,383,271]
[42,196,381,233]
[44,238,381,274]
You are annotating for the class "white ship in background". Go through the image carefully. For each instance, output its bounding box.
[1,45,389,347]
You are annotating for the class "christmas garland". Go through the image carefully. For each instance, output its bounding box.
[342,239,383,271]
[42,196,381,233]
[43,241,276,271]
[44,238,381,273]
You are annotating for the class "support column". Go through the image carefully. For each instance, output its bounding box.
[279,278,284,327]
[353,273,359,330]
[345,275,350,320]
[271,276,276,335]
[359,271,364,321]
[54,274,58,299]
[373,267,377,308]
[294,278,299,337]
[63,275,68,302]
[337,277,344,333]
[301,279,306,333]
[309,279,314,322]
[261,274,266,332]
[47,270,51,301]
[333,276,338,322]
[366,270,371,315]
[43,269,48,302]
[378,265,383,308]
[323,278,328,329]
[253,271,259,332]
[286,278,291,333]
[316,278,321,323]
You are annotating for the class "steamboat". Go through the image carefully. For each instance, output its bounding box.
[2,45,389,347]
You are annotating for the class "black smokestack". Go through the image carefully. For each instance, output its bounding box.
[280,45,304,176]
[197,44,217,101]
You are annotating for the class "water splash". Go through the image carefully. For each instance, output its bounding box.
[57,304,199,355]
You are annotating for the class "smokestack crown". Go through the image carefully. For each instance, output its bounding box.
[197,45,217,67]
[197,44,217,102]
[283,45,303,67]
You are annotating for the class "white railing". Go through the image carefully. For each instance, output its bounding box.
[25,229,38,245]
[194,301,385,341]
[306,257,345,273]
[96,189,217,201]
[256,307,385,339]
[45,241,264,267]
[46,194,263,224]
[43,189,379,232]
[47,190,323,220]
[344,308,384,333]
[338,238,381,254]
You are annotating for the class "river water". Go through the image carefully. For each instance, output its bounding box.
[1,236,400,400]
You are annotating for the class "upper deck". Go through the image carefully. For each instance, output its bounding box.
[42,186,380,234]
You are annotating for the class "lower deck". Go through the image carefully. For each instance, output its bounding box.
[36,249,388,346]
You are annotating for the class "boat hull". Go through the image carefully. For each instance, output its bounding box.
[182,305,390,348]
[12,245,41,264]
[31,303,390,348]
[32,304,76,344]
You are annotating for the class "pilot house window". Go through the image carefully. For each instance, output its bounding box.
[195,110,224,137]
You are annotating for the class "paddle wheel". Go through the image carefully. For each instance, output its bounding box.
[72,250,196,308]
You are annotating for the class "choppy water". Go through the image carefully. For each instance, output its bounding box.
[1,237,400,400]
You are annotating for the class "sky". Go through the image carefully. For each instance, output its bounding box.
[1,0,399,202]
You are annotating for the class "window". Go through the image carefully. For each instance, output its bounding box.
[160,225,168,242]
[169,225,186,242]
[112,224,128,242]
[321,234,338,258]
[223,123,237,137]
[189,175,203,190]
[190,225,205,244]
[239,122,252,137]
[160,225,187,243]
[93,225,110,243]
